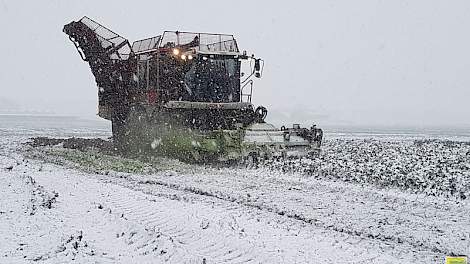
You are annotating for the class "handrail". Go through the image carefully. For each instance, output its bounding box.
[241,80,254,103]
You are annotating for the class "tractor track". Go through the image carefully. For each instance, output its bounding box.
[105,172,467,256]
[10,155,278,263]
[31,145,463,260]
[105,191,267,263]
[14,152,431,262]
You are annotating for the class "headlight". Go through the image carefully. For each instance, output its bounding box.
[172,48,180,55]
[181,54,186,60]
[188,54,193,60]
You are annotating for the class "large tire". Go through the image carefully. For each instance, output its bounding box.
[111,109,128,153]
[112,106,150,155]
[241,153,258,169]
[124,106,151,155]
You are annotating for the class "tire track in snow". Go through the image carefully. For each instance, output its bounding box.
[104,187,270,263]
[134,177,453,255]
[24,155,274,263]
[24,146,441,263]
[91,169,440,262]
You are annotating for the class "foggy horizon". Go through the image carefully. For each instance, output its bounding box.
[1,0,469,128]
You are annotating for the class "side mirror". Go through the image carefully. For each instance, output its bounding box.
[254,59,261,78]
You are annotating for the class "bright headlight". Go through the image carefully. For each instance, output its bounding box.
[181,54,186,60]
[188,55,193,60]
[172,48,180,55]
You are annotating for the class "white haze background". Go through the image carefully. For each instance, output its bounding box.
[0,0,469,128]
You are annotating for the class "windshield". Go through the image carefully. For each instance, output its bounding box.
[184,55,240,103]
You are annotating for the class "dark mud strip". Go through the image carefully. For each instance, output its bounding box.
[27,137,115,154]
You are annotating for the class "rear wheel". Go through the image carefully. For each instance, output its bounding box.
[125,106,151,155]
[241,153,258,169]
[112,106,150,155]
[111,109,128,152]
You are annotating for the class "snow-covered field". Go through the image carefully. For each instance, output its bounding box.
[0,115,469,263]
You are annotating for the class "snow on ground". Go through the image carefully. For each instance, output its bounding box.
[0,117,469,263]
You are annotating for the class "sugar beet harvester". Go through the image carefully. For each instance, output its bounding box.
[63,16,323,164]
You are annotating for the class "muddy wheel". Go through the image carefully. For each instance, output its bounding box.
[112,106,150,155]
[111,109,128,152]
[124,106,151,155]
[111,121,123,149]
[242,153,258,169]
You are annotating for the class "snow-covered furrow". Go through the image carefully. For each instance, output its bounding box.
[37,160,439,263]
[43,141,464,258]
[2,138,444,263]
[2,154,425,263]
[96,165,469,256]
[25,149,447,259]
[0,156,134,263]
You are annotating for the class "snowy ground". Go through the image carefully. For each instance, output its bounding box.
[0,116,469,263]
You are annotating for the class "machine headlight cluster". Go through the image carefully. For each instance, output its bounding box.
[172,48,194,61]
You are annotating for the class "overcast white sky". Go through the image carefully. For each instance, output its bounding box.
[0,0,469,127]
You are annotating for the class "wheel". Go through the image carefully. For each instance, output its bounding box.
[124,106,151,155]
[112,106,150,155]
[111,109,128,152]
[243,153,258,169]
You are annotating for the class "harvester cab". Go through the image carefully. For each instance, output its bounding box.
[63,16,322,163]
